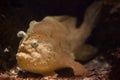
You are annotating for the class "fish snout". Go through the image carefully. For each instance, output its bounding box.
[18,44,32,54]
[16,52,31,60]
[16,53,24,61]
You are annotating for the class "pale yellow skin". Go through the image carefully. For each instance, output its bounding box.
[16,1,102,76]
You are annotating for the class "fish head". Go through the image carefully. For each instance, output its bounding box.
[16,20,56,73]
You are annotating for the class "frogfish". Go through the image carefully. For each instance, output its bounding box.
[16,1,102,76]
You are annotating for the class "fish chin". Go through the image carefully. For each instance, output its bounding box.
[16,52,33,66]
[16,52,36,70]
[16,52,52,74]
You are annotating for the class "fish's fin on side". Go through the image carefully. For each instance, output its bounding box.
[75,44,98,61]
[71,61,87,76]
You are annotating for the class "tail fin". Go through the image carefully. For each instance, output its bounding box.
[73,1,103,45]
[83,1,103,26]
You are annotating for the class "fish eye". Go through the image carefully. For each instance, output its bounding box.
[31,40,38,47]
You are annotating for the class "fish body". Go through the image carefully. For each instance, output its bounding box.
[16,1,102,76]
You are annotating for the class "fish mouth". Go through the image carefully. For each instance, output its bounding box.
[16,52,33,71]
[16,52,43,73]
[16,52,33,68]
[16,52,32,61]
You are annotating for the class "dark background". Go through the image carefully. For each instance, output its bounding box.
[0,0,94,67]
[0,0,120,80]
[0,0,94,51]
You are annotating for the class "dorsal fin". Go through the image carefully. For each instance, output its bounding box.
[29,20,38,28]
[44,16,77,28]
[27,20,39,33]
